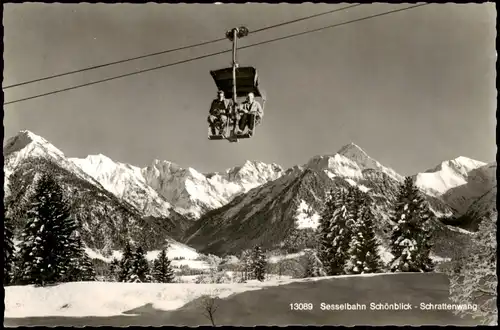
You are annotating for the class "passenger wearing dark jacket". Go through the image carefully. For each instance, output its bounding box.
[207,90,231,135]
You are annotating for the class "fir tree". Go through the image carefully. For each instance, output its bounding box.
[65,232,96,282]
[131,246,150,283]
[152,249,175,283]
[449,218,497,325]
[251,246,267,282]
[109,257,121,281]
[317,189,335,274]
[303,250,325,278]
[389,177,435,273]
[345,195,382,274]
[57,215,88,282]
[239,249,253,281]
[4,214,15,285]
[344,186,363,229]
[319,188,351,275]
[78,254,97,281]
[118,242,134,282]
[16,173,75,285]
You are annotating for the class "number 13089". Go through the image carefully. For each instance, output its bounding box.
[290,303,314,310]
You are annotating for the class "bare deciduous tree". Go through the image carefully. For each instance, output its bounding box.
[199,289,222,326]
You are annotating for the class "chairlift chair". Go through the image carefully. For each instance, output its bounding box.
[208,67,266,142]
[207,27,266,143]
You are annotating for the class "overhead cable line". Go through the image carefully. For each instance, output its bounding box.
[3,3,362,89]
[4,3,429,106]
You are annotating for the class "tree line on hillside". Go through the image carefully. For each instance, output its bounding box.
[107,243,175,283]
[3,173,175,286]
[196,246,268,284]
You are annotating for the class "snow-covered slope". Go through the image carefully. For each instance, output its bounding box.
[5,130,284,223]
[3,130,193,254]
[295,200,321,229]
[184,143,453,256]
[415,157,487,197]
[306,143,403,182]
[3,130,105,194]
[85,237,204,266]
[441,163,497,215]
[5,275,370,318]
[453,184,497,231]
[69,154,176,218]
[142,159,283,219]
[5,131,492,262]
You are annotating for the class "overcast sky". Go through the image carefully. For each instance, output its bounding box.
[3,3,496,174]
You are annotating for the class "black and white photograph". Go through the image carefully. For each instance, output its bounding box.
[2,2,497,327]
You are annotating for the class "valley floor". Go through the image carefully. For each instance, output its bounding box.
[4,272,481,327]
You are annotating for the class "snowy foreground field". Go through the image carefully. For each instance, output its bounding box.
[4,272,482,327]
[5,276,302,318]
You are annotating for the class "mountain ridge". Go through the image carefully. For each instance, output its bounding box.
[414,156,487,197]
[4,130,495,260]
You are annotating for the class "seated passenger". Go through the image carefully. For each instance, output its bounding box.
[235,92,263,135]
[207,90,231,135]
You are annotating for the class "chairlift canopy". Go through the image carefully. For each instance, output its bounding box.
[210,66,263,100]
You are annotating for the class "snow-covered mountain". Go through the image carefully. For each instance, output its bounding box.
[66,154,283,220]
[141,159,284,219]
[4,130,104,195]
[451,184,497,231]
[5,130,494,260]
[69,154,177,218]
[183,144,454,256]
[441,163,497,215]
[414,157,487,197]
[3,131,192,255]
[307,143,403,183]
[5,131,284,223]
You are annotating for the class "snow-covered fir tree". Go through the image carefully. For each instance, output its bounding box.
[77,254,97,281]
[317,189,335,274]
[303,249,325,278]
[109,257,121,282]
[239,249,253,281]
[64,230,96,282]
[118,242,135,282]
[152,249,175,283]
[3,214,15,285]
[389,176,435,273]
[16,173,77,285]
[56,215,86,282]
[344,186,363,229]
[449,218,497,325]
[318,188,351,275]
[131,246,150,283]
[345,193,382,274]
[251,246,267,282]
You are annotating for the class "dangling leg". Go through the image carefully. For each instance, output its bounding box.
[232,113,240,135]
[236,113,247,134]
[208,115,217,135]
[247,114,256,136]
[219,115,228,137]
